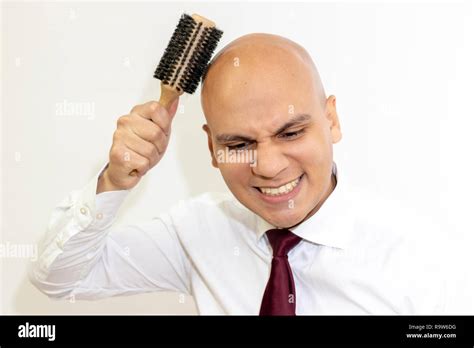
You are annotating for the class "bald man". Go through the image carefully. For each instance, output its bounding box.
[31,34,446,315]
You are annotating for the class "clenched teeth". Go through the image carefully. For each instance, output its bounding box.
[258,177,300,196]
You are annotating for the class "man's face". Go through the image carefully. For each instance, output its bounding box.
[202,40,341,228]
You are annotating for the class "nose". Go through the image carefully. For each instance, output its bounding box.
[251,142,289,179]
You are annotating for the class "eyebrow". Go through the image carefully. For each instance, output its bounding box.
[215,114,312,144]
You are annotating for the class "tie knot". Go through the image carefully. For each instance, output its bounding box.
[266,228,302,257]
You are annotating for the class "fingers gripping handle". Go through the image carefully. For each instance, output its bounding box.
[128,84,181,177]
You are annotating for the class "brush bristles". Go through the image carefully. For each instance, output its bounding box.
[154,13,223,94]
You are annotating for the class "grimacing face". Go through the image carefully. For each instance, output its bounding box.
[201,34,342,228]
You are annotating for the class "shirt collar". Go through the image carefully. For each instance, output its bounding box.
[255,162,353,250]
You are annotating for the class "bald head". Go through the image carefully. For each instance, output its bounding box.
[201,33,327,118]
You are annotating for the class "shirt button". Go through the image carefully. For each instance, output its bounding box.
[80,207,88,215]
[96,213,103,220]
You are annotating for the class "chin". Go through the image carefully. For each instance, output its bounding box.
[263,208,308,229]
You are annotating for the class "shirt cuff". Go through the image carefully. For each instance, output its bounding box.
[74,162,131,231]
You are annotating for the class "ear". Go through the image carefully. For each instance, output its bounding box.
[325,95,342,144]
[202,124,218,168]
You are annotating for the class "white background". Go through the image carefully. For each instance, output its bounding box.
[1,0,473,314]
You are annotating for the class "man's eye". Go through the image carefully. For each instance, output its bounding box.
[279,129,304,139]
[227,143,249,150]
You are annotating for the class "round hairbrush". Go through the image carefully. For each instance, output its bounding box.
[154,13,223,109]
[129,13,223,176]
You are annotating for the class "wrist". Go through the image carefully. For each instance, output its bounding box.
[96,169,122,194]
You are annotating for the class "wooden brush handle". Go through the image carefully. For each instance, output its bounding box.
[158,83,181,109]
[128,83,182,177]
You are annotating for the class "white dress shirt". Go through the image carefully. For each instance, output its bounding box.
[30,162,448,314]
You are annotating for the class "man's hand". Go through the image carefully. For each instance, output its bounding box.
[97,98,179,193]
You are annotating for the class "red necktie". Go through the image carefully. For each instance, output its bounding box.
[259,228,302,316]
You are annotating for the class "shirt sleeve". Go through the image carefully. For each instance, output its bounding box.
[29,164,192,300]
